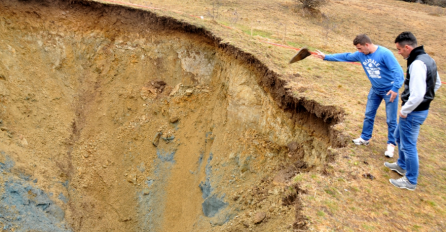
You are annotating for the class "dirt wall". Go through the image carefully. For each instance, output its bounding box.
[0,0,345,231]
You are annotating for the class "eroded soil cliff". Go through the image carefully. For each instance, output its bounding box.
[0,0,345,231]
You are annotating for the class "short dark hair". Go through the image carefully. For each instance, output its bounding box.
[395,32,417,47]
[353,34,372,46]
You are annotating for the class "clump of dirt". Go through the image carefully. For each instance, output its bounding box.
[222,163,308,231]
[0,0,346,231]
[283,184,308,231]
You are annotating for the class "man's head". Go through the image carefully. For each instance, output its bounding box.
[395,32,418,59]
[353,34,375,55]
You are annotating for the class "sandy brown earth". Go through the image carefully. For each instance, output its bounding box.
[0,0,347,231]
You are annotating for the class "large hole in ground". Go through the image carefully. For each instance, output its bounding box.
[0,0,346,231]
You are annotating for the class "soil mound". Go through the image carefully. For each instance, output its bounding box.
[0,0,345,231]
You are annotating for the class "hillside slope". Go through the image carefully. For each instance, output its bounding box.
[1,0,445,231]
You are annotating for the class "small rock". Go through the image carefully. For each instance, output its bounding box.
[253,212,266,224]
[151,80,166,93]
[126,173,137,184]
[287,141,298,151]
[152,132,162,147]
[119,217,132,222]
[362,173,375,180]
[169,83,181,96]
[161,135,175,143]
[185,89,193,96]
[229,153,235,159]
[19,135,28,147]
[169,116,179,123]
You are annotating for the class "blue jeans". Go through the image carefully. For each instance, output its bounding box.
[361,88,399,145]
[395,110,429,185]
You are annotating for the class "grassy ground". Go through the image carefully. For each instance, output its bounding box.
[99,0,446,230]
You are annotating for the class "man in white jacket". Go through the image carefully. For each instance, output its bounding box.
[385,32,442,190]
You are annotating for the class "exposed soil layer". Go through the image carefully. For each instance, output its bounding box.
[0,0,345,231]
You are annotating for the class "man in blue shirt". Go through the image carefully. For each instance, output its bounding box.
[313,34,404,157]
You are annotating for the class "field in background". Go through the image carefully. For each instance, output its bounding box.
[104,0,446,230]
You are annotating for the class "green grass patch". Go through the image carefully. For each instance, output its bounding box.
[365,188,371,193]
[324,187,337,197]
[294,174,303,182]
[427,200,436,207]
[317,210,325,217]
[362,224,375,230]
[412,225,422,231]
[323,200,339,212]
[241,28,272,38]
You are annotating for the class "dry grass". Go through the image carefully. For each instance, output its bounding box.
[98,0,446,230]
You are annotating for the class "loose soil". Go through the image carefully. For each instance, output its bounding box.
[0,0,345,231]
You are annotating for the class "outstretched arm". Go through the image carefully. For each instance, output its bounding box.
[313,51,361,62]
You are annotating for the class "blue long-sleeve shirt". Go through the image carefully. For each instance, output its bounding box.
[324,46,404,92]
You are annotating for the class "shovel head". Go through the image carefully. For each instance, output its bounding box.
[289,48,311,64]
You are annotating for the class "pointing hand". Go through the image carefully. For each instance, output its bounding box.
[313,50,325,59]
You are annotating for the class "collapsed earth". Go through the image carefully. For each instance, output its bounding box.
[0,0,348,231]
